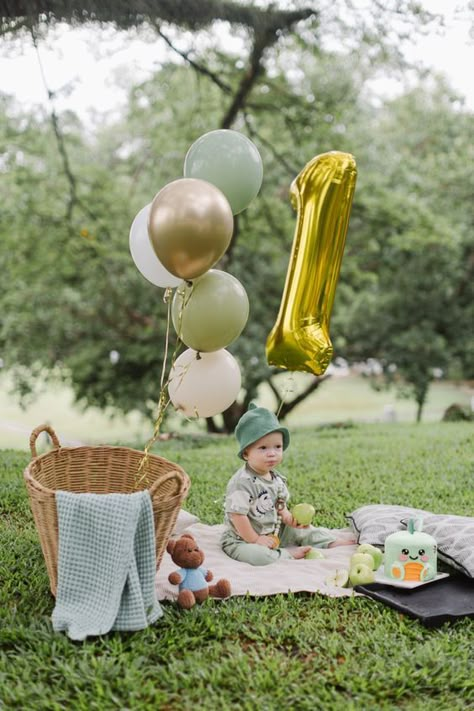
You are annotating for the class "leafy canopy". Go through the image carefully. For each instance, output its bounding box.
[1,6,472,426]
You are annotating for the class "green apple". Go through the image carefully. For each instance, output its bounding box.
[304,548,325,560]
[350,552,375,570]
[325,568,350,588]
[357,543,383,571]
[349,563,375,586]
[292,502,315,526]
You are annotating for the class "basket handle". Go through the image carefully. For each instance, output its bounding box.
[30,424,61,459]
[148,469,185,497]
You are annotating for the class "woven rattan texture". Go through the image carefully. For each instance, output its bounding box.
[24,424,190,596]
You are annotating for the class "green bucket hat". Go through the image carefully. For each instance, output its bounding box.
[235,402,290,459]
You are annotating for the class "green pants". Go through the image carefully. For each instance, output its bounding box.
[221,524,336,566]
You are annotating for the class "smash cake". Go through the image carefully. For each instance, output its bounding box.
[384,518,437,582]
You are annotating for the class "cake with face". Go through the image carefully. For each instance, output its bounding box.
[384,518,437,582]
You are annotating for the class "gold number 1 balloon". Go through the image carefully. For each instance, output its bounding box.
[266,151,357,376]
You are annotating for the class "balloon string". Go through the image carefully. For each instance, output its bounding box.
[276,375,295,418]
[135,390,171,490]
[134,283,194,490]
[160,288,173,390]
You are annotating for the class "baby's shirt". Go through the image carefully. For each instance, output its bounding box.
[223,464,290,538]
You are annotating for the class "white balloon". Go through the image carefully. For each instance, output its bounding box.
[168,348,241,418]
[129,204,181,288]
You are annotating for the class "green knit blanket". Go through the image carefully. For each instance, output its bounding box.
[52,490,163,641]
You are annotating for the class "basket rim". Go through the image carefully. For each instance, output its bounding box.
[24,443,189,496]
[27,442,185,464]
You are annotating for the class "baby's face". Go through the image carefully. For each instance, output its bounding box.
[244,431,283,475]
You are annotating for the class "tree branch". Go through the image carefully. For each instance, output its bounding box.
[220,27,272,129]
[243,113,299,176]
[268,374,330,419]
[32,26,116,232]
[31,28,162,337]
[31,28,78,220]
[1,0,315,33]
[153,23,234,95]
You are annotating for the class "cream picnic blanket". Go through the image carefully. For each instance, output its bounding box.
[156,522,359,600]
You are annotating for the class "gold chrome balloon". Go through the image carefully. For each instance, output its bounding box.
[266,151,357,375]
[148,178,234,280]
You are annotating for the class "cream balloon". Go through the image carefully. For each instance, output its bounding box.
[168,349,241,418]
[148,178,234,280]
[129,204,181,288]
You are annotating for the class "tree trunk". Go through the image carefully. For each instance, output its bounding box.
[415,384,428,423]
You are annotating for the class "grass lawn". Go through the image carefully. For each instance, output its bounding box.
[1,423,473,709]
[1,371,472,450]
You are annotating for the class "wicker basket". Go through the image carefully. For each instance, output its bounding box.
[24,424,190,596]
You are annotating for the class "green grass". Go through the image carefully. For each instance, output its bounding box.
[1,371,472,450]
[1,423,473,709]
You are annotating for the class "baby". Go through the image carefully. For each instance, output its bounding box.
[221,403,355,566]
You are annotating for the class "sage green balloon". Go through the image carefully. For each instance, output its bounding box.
[172,270,250,352]
[183,129,263,215]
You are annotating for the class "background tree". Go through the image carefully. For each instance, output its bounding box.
[1,2,472,428]
[334,79,474,420]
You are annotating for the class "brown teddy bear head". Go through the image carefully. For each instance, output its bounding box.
[167,533,205,569]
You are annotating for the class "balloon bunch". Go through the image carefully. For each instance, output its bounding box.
[129,129,263,421]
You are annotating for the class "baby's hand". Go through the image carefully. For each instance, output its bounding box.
[281,509,308,529]
[256,535,278,549]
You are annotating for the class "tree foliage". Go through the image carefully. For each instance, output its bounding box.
[0,3,472,427]
[333,81,474,419]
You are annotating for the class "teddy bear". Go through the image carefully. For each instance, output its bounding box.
[167,533,231,609]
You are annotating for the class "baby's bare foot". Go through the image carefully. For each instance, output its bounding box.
[328,538,357,547]
[287,545,312,559]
